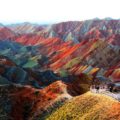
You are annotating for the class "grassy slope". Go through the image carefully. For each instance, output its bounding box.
[46,92,118,120]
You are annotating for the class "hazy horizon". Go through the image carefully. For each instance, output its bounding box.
[0,0,120,24]
[0,17,119,26]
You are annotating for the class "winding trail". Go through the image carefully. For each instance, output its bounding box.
[90,88,120,101]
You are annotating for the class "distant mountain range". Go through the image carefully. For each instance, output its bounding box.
[0,19,119,45]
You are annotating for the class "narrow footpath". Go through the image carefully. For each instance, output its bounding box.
[90,88,120,101]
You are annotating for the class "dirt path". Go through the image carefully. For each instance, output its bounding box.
[90,88,120,101]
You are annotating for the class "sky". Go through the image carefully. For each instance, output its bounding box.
[0,0,119,24]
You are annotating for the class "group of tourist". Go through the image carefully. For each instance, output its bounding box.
[91,84,114,93]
